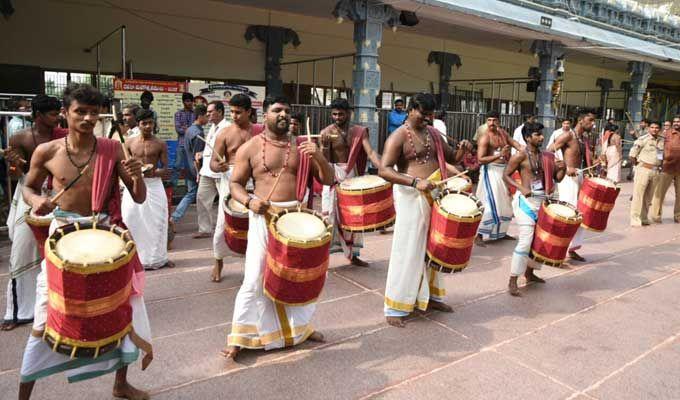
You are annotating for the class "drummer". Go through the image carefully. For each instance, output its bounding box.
[18,84,150,400]
[503,123,566,296]
[2,95,65,331]
[208,94,262,282]
[221,95,334,360]
[548,111,597,262]
[378,93,468,328]
[319,98,381,267]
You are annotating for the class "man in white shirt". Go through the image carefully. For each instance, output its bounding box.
[511,114,535,154]
[194,101,230,238]
[433,110,448,143]
[547,118,574,160]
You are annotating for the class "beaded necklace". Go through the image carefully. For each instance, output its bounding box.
[64,135,97,169]
[261,133,291,177]
[405,123,431,164]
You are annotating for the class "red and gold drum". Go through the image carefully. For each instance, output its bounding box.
[578,177,619,232]
[43,221,136,358]
[445,176,472,193]
[336,175,395,232]
[530,200,583,267]
[24,208,53,258]
[264,209,332,305]
[508,171,522,195]
[223,195,249,255]
[426,189,484,273]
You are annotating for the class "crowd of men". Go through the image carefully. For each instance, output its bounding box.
[0,85,679,400]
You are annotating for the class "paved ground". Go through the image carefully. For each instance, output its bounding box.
[1,181,679,400]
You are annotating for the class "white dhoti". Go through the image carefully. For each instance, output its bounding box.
[384,184,445,317]
[20,213,152,383]
[122,177,168,269]
[5,179,40,325]
[227,200,316,350]
[476,163,513,241]
[322,164,363,259]
[557,174,584,251]
[510,193,544,276]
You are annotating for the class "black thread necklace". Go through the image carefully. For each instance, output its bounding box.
[64,135,97,169]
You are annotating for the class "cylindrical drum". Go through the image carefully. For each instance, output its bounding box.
[426,189,484,273]
[24,208,54,258]
[445,176,472,193]
[508,171,522,195]
[336,175,395,232]
[577,177,619,232]
[530,200,583,267]
[264,209,331,305]
[223,195,249,255]
[44,221,136,358]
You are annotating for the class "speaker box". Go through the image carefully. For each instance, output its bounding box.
[400,11,419,26]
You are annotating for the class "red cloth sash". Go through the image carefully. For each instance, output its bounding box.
[542,151,556,195]
[427,126,448,180]
[251,123,265,137]
[295,142,311,203]
[344,125,368,175]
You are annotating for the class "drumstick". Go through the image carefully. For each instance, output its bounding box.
[435,169,469,186]
[0,148,27,164]
[577,161,601,174]
[195,134,225,163]
[306,117,311,142]
[50,164,90,203]
[307,134,338,138]
[264,171,284,202]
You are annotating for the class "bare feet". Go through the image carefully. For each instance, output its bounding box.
[350,256,369,268]
[211,260,223,283]
[475,235,486,247]
[112,382,149,400]
[164,260,175,269]
[192,232,211,239]
[508,276,521,296]
[220,345,240,360]
[167,220,175,250]
[386,316,406,328]
[308,331,325,342]
[427,300,454,313]
[0,321,18,331]
[569,251,586,262]
[524,268,545,283]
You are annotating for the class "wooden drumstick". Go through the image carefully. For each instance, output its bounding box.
[306,117,311,142]
[0,148,27,165]
[51,164,90,203]
[195,134,225,163]
[577,161,601,174]
[264,171,284,202]
[435,169,469,186]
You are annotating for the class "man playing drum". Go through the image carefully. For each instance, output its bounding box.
[504,123,566,296]
[18,84,151,400]
[379,93,468,328]
[221,95,334,360]
[209,94,262,282]
[548,111,597,262]
[122,108,174,269]
[319,98,381,267]
[476,110,524,243]
[3,95,66,331]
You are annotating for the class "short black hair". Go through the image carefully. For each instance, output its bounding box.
[31,94,61,118]
[194,104,207,117]
[182,92,194,102]
[521,122,544,139]
[604,123,619,132]
[648,121,661,127]
[485,110,500,119]
[208,100,225,114]
[140,90,154,102]
[291,111,304,122]
[641,118,651,124]
[263,95,291,112]
[330,98,351,111]
[123,103,141,116]
[229,93,252,110]
[135,108,155,122]
[577,110,595,120]
[407,93,436,113]
[523,114,534,122]
[63,83,104,108]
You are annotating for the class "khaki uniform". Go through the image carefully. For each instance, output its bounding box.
[629,134,664,226]
[651,129,680,222]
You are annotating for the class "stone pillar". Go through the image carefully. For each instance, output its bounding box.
[245,25,301,97]
[596,78,613,119]
[427,51,462,111]
[531,40,564,133]
[626,61,653,126]
[333,0,399,156]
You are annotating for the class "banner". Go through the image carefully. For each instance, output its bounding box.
[188,83,265,121]
[114,79,188,140]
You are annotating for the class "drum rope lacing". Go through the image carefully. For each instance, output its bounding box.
[261,133,291,177]
[64,135,97,170]
[405,123,431,165]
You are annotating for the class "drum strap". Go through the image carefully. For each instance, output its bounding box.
[295,144,311,202]
[427,126,448,180]
[541,152,556,195]
[344,126,368,175]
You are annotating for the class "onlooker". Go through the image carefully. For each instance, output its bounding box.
[290,111,304,136]
[194,101,230,238]
[600,122,622,183]
[629,121,664,227]
[93,98,112,137]
[140,90,159,133]
[651,115,680,223]
[170,92,196,191]
[194,95,208,107]
[432,110,448,142]
[387,98,407,134]
[547,118,574,160]
[122,104,141,138]
[7,97,30,136]
[511,114,535,154]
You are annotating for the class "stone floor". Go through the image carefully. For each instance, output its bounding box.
[0,181,679,400]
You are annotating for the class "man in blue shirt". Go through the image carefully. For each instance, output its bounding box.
[387,98,407,135]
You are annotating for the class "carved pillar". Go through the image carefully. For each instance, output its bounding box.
[532,40,564,133]
[427,51,462,111]
[596,78,613,119]
[333,0,398,156]
[626,61,653,125]
[245,25,301,97]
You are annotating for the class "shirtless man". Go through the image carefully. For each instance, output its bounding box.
[476,110,524,243]
[504,122,566,296]
[123,108,174,269]
[379,93,467,327]
[222,95,334,359]
[2,95,65,331]
[209,94,259,282]
[18,84,148,400]
[548,111,596,262]
[319,98,381,266]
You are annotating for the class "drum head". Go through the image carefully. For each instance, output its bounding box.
[547,203,576,218]
[228,198,248,213]
[339,175,387,190]
[589,177,616,188]
[276,212,326,241]
[446,177,470,191]
[440,193,479,216]
[56,229,126,264]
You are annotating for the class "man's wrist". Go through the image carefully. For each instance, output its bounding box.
[244,197,252,210]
